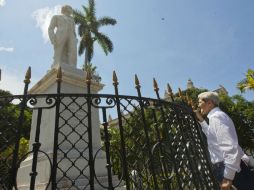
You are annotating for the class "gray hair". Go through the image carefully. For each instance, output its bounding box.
[198,91,220,106]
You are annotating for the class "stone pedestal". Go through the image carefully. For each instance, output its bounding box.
[16,64,123,189]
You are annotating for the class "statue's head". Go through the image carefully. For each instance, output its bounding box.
[61,5,73,16]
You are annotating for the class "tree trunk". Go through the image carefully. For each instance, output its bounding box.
[84,50,89,67]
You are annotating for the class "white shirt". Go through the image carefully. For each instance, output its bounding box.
[199,107,244,180]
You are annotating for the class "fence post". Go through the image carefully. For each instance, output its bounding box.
[101,107,114,189]
[86,70,95,190]
[29,108,42,190]
[51,67,62,190]
[112,71,130,190]
[10,67,31,189]
[134,74,159,189]
[152,78,172,190]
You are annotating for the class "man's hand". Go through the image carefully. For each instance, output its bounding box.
[194,110,204,122]
[220,178,232,190]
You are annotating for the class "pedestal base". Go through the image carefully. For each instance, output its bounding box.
[17,151,124,190]
[17,65,113,189]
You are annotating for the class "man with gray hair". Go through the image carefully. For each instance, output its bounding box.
[196,91,254,190]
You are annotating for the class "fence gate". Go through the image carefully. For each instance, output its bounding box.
[0,71,219,190]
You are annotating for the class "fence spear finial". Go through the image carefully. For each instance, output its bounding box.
[153,78,159,92]
[167,83,173,95]
[178,88,183,100]
[166,83,174,101]
[24,66,31,84]
[56,66,62,82]
[135,74,141,88]
[113,71,119,86]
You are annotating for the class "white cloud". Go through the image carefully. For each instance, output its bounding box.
[0,0,6,7]
[0,47,14,52]
[32,5,61,43]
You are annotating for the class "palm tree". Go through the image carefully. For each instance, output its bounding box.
[73,0,117,69]
[237,69,254,92]
[83,62,101,82]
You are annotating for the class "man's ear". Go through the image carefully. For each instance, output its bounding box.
[208,100,215,108]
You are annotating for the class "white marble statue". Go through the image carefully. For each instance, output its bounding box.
[48,5,77,67]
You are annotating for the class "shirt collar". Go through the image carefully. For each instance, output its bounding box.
[207,107,220,119]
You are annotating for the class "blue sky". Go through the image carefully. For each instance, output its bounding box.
[0,0,253,100]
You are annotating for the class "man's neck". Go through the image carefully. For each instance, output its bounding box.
[207,107,220,118]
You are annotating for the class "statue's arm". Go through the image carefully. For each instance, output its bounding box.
[71,19,77,37]
[48,16,57,44]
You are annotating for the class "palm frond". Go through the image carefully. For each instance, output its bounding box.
[73,10,86,24]
[95,32,113,55]
[74,1,116,66]
[237,79,248,93]
[82,5,89,17]
[98,17,117,27]
[84,63,97,74]
[237,69,254,93]
[88,0,96,19]
[78,38,86,56]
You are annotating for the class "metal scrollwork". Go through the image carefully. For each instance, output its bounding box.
[27,96,37,106]
[91,96,116,108]
[142,99,150,107]
[45,96,56,108]
[26,95,57,109]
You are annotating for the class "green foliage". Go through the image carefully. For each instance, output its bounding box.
[0,89,31,186]
[0,89,12,96]
[107,108,179,188]
[106,109,154,178]
[0,137,29,161]
[0,99,31,148]
[83,63,101,82]
[237,69,254,92]
[0,137,29,188]
[105,127,122,176]
[73,0,117,66]
[219,94,254,150]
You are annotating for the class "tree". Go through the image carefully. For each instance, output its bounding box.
[83,62,101,82]
[219,94,254,151]
[107,108,177,189]
[0,89,31,188]
[0,90,31,150]
[237,69,254,92]
[73,0,117,68]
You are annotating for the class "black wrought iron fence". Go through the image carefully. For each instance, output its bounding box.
[0,67,219,190]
